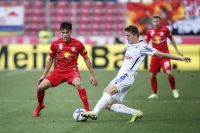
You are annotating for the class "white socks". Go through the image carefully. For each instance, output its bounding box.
[110,103,138,115]
[93,93,112,115]
[92,93,139,116]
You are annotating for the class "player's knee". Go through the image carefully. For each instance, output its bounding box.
[74,82,81,89]
[151,73,156,78]
[105,104,112,110]
[37,84,47,92]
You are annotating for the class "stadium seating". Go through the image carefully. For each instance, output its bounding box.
[7,1,126,36]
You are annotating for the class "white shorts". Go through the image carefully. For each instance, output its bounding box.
[110,72,136,102]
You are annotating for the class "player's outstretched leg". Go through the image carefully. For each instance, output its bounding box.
[129,110,143,123]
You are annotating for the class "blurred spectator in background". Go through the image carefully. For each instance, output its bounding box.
[38,30,53,44]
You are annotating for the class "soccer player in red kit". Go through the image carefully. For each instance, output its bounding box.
[32,22,98,117]
[145,15,183,99]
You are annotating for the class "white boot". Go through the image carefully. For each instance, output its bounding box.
[172,89,179,98]
[148,94,158,99]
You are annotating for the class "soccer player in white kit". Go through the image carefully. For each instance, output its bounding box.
[83,25,191,122]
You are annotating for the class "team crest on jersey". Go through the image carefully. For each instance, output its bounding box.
[160,32,164,36]
[150,30,155,36]
[59,43,63,50]
[71,47,76,52]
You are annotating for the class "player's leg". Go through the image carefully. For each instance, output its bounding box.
[83,84,118,120]
[106,88,143,122]
[33,70,64,117]
[33,79,52,117]
[84,72,132,120]
[166,70,179,98]
[93,84,117,114]
[72,77,91,112]
[162,59,179,98]
[148,58,160,99]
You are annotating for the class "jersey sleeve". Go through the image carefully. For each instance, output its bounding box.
[140,43,157,55]
[145,29,151,43]
[79,42,88,56]
[48,42,56,57]
[166,27,173,40]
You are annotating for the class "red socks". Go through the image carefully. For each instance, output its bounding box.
[151,76,157,93]
[37,91,45,106]
[37,88,90,111]
[78,88,90,111]
[151,75,176,93]
[168,75,176,90]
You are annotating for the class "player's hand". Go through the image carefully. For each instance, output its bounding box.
[90,76,98,87]
[37,76,45,85]
[181,57,191,63]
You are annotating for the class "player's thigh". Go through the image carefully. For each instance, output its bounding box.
[38,79,52,91]
[103,84,118,95]
[112,87,129,103]
[160,59,172,73]
[45,70,65,87]
[67,70,81,85]
[149,58,161,73]
[110,73,133,91]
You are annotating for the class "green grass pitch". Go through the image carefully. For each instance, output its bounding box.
[0,70,200,133]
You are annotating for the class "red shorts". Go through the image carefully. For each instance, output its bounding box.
[45,69,81,87]
[149,57,172,74]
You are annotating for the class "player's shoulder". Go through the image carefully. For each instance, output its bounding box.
[137,40,147,48]
[138,40,148,46]
[71,38,84,46]
[160,26,169,31]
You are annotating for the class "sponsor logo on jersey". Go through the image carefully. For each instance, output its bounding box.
[64,52,70,58]
[144,46,153,52]
[115,73,128,84]
[125,55,133,60]
[154,36,160,44]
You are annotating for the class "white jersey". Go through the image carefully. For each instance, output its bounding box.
[118,40,156,77]
[110,40,157,102]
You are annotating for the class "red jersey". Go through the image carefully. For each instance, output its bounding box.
[49,38,87,72]
[145,26,173,55]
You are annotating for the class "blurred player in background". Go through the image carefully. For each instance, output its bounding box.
[32,22,98,117]
[83,25,191,122]
[145,15,183,99]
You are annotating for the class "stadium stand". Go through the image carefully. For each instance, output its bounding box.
[21,1,126,36]
[0,0,199,45]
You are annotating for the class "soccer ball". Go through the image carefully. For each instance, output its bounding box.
[73,108,87,122]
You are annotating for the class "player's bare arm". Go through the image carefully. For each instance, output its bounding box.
[82,54,98,87]
[155,50,191,63]
[170,38,183,56]
[38,57,54,85]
